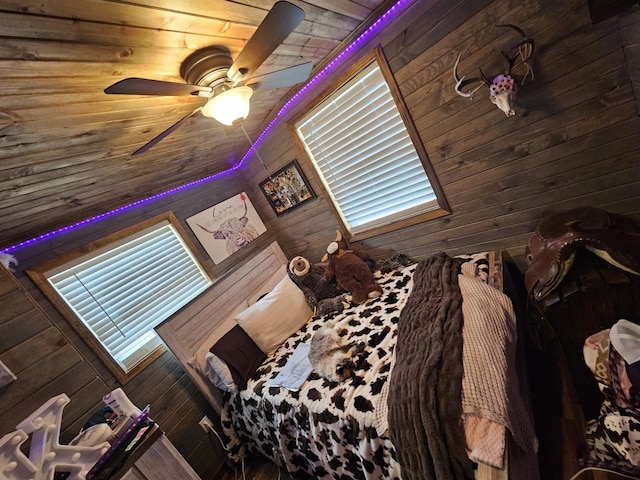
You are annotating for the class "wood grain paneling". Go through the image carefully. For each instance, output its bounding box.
[0,264,110,439]
[2,1,639,479]
[620,6,640,115]
[3,172,254,477]
[242,0,640,274]
[0,0,395,250]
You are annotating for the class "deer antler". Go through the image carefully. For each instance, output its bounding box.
[453,52,488,99]
[497,24,535,83]
[453,24,535,99]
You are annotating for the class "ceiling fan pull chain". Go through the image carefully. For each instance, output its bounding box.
[240,123,273,182]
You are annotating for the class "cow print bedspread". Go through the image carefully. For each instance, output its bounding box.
[220,254,490,479]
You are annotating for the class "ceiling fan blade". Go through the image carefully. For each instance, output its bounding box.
[245,62,313,91]
[132,107,201,156]
[105,78,212,97]
[227,1,305,83]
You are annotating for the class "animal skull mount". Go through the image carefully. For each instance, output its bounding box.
[453,24,535,117]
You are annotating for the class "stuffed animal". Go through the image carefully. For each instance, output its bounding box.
[288,255,346,316]
[322,230,383,304]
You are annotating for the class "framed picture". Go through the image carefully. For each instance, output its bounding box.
[186,192,266,264]
[259,160,316,216]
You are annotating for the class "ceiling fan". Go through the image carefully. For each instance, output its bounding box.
[104,1,312,155]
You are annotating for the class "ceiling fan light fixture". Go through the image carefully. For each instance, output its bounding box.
[201,86,253,125]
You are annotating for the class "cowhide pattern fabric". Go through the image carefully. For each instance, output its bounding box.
[220,253,491,480]
[309,323,365,382]
[581,329,640,476]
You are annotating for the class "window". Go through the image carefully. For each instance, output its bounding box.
[28,212,213,383]
[292,47,449,238]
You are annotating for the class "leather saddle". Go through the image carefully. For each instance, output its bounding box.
[524,207,640,300]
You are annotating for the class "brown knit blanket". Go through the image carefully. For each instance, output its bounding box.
[387,253,474,480]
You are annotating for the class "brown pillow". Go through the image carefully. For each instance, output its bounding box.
[210,325,266,389]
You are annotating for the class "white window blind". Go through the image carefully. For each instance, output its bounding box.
[295,60,439,234]
[45,221,211,373]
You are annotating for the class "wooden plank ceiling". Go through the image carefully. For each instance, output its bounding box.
[0,0,391,250]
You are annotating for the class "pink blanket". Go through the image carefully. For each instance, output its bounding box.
[459,274,538,468]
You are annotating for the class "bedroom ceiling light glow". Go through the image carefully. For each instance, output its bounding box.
[201,86,253,126]
[0,0,412,255]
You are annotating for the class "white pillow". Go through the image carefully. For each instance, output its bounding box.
[202,352,238,393]
[191,338,238,393]
[236,273,313,354]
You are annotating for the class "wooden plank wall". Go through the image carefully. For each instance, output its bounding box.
[1,1,639,479]
[1,172,267,479]
[0,264,111,437]
[0,0,392,250]
[239,0,640,272]
[621,6,640,115]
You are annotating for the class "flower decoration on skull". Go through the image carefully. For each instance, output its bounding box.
[453,24,534,117]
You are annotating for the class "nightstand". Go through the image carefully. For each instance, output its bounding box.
[114,424,201,480]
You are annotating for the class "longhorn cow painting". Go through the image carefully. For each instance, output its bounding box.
[186,192,267,264]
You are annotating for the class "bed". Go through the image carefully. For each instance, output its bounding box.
[155,241,539,480]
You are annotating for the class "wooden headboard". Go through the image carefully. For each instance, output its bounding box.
[155,241,288,413]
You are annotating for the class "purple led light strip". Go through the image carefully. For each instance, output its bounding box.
[239,0,411,163]
[1,165,242,254]
[1,0,410,255]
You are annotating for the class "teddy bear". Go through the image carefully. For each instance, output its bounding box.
[288,255,346,316]
[321,230,383,304]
